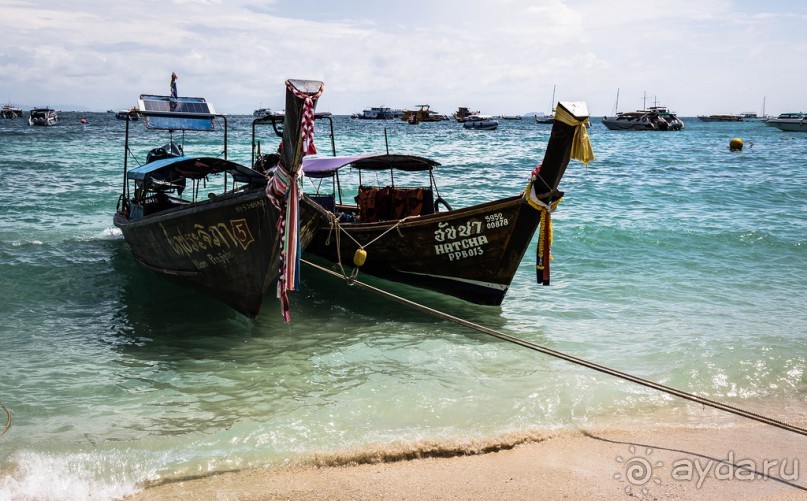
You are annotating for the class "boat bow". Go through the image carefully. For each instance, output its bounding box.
[526,101,592,285]
[267,79,325,321]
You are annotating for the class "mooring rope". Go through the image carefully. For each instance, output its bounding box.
[324,213,415,281]
[325,213,414,251]
[302,258,807,437]
[0,400,11,438]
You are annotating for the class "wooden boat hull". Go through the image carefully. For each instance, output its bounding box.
[115,188,320,317]
[302,195,541,305]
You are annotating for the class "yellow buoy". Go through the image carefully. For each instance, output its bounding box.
[729,137,743,151]
[353,248,367,267]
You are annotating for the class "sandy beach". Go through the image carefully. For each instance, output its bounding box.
[127,423,806,500]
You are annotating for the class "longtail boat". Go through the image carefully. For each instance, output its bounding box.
[113,79,324,317]
[298,101,593,305]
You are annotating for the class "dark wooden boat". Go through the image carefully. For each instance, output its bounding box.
[298,101,592,305]
[113,79,325,317]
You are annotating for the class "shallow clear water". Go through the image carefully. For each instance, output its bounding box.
[0,113,805,499]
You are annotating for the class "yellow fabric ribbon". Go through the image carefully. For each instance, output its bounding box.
[554,104,595,166]
[536,209,553,270]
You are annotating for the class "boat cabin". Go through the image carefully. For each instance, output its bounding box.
[120,94,266,220]
[125,154,266,219]
[248,113,447,224]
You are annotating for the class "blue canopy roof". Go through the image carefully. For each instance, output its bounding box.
[128,156,266,184]
[302,154,440,179]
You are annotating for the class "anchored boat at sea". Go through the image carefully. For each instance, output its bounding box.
[697,114,743,122]
[114,79,325,318]
[602,106,684,131]
[765,112,807,132]
[28,107,59,126]
[292,101,593,305]
[1,104,24,119]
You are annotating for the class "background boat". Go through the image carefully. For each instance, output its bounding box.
[462,114,499,130]
[1,104,24,118]
[602,106,684,131]
[355,106,395,120]
[453,106,480,122]
[28,107,59,126]
[534,84,557,123]
[401,104,444,123]
[765,112,807,132]
[697,114,743,122]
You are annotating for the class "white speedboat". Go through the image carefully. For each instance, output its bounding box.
[765,112,807,132]
[602,106,684,131]
[253,106,275,118]
[462,114,499,130]
[28,107,60,126]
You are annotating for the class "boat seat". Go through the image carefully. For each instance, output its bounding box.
[357,186,433,222]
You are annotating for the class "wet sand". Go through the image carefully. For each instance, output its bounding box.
[127,423,806,500]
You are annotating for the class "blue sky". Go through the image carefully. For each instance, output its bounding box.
[1,0,805,115]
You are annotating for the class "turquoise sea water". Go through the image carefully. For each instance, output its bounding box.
[0,113,805,499]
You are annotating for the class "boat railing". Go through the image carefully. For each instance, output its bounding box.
[122,100,229,205]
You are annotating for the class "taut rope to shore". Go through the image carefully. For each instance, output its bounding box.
[302,258,807,437]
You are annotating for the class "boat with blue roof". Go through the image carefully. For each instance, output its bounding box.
[114,79,326,318]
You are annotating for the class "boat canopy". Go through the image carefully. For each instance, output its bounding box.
[137,95,217,131]
[127,156,266,184]
[302,154,440,179]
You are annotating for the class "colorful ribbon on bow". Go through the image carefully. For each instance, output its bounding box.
[285,81,323,156]
[265,80,324,322]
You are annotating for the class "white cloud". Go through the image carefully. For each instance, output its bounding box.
[0,1,804,115]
